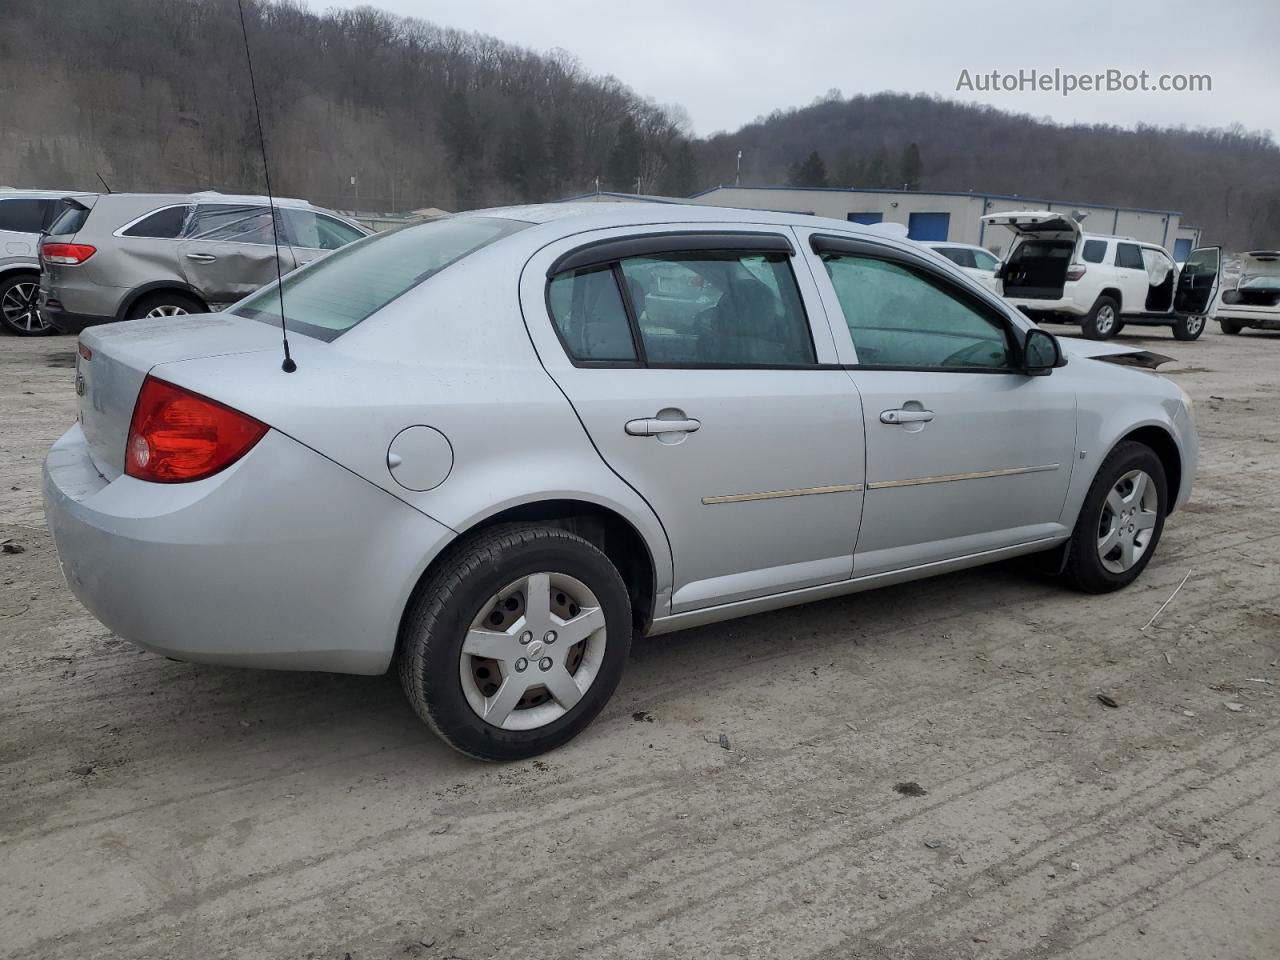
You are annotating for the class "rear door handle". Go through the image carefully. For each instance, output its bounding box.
[880,408,934,425]
[625,417,701,436]
[185,252,216,263]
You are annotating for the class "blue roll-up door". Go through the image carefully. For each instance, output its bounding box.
[1173,238,1193,261]
[907,212,950,241]
[847,212,883,225]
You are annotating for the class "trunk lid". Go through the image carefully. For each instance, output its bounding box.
[1240,250,1280,279]
[76,312,281,479]
[980,210,1082,244]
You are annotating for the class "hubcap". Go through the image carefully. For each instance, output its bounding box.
[459,572,607,731]
[1097,469,1159,573]
[1187,316,1204,335]
[144,304,190,319]
[2,281,47,332]
[1095,305,1115,334]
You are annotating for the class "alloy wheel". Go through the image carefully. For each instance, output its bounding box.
[1095,304,1115,335]
[459,571,607,731]
[1,281,48,333]
[144,304,190,319]
[1097,469,1159,574]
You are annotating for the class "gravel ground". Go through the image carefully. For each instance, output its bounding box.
[2,326,1278,960]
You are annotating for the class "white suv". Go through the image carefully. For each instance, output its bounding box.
[983,211,1220,341]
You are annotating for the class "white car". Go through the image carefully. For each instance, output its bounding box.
[1214,250,1280,335]
[44,203,1198,760]
[0,188,90,335]
[923,241,1002,293]
[983,211,1219,341]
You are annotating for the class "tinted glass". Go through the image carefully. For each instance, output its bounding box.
[0,198,50,233]
[935,247,977,269]
[285,209,365,250]
[120,205,192,239]
[1082,239,1107,263]
[48,202,90,236]
[1115,243,1144,269]
[619,252,815,366]
[821,254,1012,369]
[234,216,528,341]
[548,266,637,362]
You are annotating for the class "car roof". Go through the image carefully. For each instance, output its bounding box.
[0,188,93,199]
[922,241,992,251]
[94,190,313,208]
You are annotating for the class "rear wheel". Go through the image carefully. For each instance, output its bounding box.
[1082,297,1120,340]
[0,273,53,336]
[398,524,631,761]
[1219,319,1243,336]
[1172,313,1206,341]
[125,291,204,322]
[1063,442,1167,593]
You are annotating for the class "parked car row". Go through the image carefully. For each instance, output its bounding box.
[0,188,368,336]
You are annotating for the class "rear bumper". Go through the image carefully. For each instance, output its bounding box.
[1215,306,1280,329]
[40,300,113,335]
[44,422,455,674]
[1008,298,1089,319]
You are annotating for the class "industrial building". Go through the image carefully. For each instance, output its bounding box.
[563,186,1203,259]
[689,186,1202,259]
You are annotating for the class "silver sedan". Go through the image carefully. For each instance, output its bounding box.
[44,203,1198,760]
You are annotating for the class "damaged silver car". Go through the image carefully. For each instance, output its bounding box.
[38,191,369,334]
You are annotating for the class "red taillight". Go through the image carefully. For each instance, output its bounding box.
[1065,265,1086,282]
[41,242,97,265]
[125,377,267,483]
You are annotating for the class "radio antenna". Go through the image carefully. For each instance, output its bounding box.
[235,0,296,373]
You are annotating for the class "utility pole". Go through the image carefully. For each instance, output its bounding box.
[735,150,742,187]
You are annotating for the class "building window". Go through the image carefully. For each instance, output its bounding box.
[907,212,951,242]
[846,212,883,225]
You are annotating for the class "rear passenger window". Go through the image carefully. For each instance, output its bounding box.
[121,205,192,239]
[820,254,1012,370]
[1115,243,1144,269]
[936,247,976,268]
[1082,239,1107,263]
[620,252,814,366]
[548,267,638,363]
[0,198,50,233]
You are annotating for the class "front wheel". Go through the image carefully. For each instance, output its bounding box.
[1063,442,1167,593]
[398,524,631,761]
[1172,313,1206,341]
[1082,297,1120,340]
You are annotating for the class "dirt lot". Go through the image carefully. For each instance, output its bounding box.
[2,327,1278,960]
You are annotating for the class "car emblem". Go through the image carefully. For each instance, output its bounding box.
[526,640,545,658]
[75,373,86,397]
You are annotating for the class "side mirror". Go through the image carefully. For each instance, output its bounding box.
[1022,328,1062,376]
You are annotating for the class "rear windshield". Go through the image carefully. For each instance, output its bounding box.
[233,216,529,341]
[48,201,91,237]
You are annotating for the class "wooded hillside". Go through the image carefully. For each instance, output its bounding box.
[2,1,1276,246]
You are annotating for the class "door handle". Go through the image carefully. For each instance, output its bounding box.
[880,408,934,425]
[185,252,216,263]
[625,417,701,436]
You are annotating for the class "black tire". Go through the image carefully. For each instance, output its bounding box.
[1219,319,1243,336]
[0,272,54,336]
[1081,296,1120,340]
[398,523,632,761]
[1063,441,1167,594]
[124,291,205,322]
[1172,313,1206,341]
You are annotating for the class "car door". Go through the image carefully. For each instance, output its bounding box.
[177,204,297,306]
[281,208,368,269]
[799,229,1077,576]
[1113,242,1150,314]
[1173,246,1221,316]
[519,226,865,613]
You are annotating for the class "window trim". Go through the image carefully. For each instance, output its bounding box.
[544,237,821,370]
[547,230,795,277]
[809,232,1026,374]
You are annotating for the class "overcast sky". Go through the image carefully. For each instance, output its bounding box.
[325,0,1278,139]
